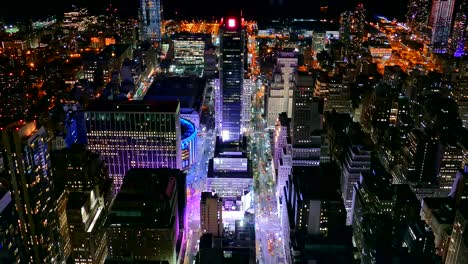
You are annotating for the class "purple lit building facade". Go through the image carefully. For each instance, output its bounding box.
[85,100,184,192]
[219,16,245,143]
[429,0,456,53]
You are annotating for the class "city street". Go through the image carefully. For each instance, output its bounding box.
[184,128,215,264]
[250,80,286,264]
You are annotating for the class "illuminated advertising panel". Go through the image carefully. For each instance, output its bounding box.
[213,157,247,172]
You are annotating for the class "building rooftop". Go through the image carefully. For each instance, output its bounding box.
[85,99,180,113]
[207,158,253,179]
[293,162,342,201]
[66,192,88,210]
[82,44,131,62]
[144,75,205,113]
[423,197,456,225]
[107,169,178,228]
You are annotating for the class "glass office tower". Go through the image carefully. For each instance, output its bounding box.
[140,0,162,43]
[219,16,245,143]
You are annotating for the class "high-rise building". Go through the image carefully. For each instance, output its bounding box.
[339,4,366,49]
[0,63,28,127]
[241,78,254,134]
[286,165,346,237]
[0,188,24,263]
[353,170,421,262]
[439,144,464,195]
[406,0,431,33]
[52,145,110,192]
[139,0,162,43]
[66,190,108,264]
[324,74,352,114]
[449,0,467,57]
[2,121,60,263]
[266,49,297,128]
[445,200,468,264]
[405,129,444,187]
[284,163,354,263]
[449,165,468,205]
[453,78,468,128]
[291,71,323,167]
[85,100,182,192]
[429,0,456,53]
[420,197,457,261]
[219,16,245,143]
[292,72,322,146]
[341,145,371,224]
[51,145,113,264]
[107,168,179,263]
[200,192,223,237]
[81,44,132,85]
[171,33,211,76]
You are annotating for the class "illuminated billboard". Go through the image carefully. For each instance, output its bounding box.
[213,157,247,172]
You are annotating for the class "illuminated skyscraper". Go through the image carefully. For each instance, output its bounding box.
[449,1,467,57]
[85,100,182,192]
[2,121,60,263]
[219,16,245,143]
[406,0,431,33]
[139,0,162,43]
[429,0,456,53]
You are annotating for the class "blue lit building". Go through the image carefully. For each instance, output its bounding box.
[181,118,197,170]
[219,16,245,143]
[64,103,87,147]
[2,121,60,263]
[139,0,162,43]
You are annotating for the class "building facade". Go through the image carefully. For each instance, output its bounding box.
[85,100,182,192]
[200,192,223,237]
[139,0,162,43]
[219,16,245,143]
[2,121,60,263]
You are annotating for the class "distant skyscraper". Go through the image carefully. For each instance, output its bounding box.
[2,121,60,263]
[429,0,456,53]
[85,100,182,192]
[406,0,431,33]
[449,1,467,57]
[139,0,162,43]
[171,33,211,76]
[219,16,245,143]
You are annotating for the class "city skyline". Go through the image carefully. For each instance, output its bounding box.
[0,0,467,263]
[0,0,411,22]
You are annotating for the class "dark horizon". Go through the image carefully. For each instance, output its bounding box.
[0,0,407,24]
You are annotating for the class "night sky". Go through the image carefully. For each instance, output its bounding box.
[1,0,407,23]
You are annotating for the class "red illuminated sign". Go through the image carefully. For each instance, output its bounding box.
[228,18,236,28]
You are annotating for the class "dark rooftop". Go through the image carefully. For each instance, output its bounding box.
[85,99,180,113]
[293,162,342,201]
[143,75,205,113]
[423,197,456,225]
[107,169,178,228]
[66,192,88,210]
